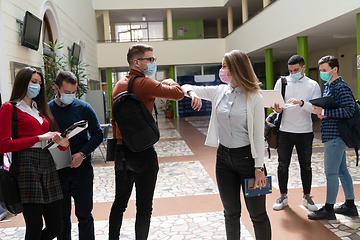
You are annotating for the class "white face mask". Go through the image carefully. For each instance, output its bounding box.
[59,91,76,105]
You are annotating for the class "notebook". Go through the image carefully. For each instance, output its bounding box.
[244,176,272,197]
[261,90,297,109]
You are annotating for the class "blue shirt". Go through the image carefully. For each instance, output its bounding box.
[48,98,103,165]
[216,85,249,148]
[321,77,355,142]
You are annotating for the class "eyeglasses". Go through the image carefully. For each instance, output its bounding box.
[137,57,157,63]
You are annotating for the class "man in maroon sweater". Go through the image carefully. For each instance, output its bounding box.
[108,44,184,240]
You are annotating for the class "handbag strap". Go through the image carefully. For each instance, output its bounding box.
[127,75,158,123]
[0,102,18,167]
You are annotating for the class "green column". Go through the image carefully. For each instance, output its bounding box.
[169,65,177,117]
[265,48,273,116]
[357,13,360,99]
[297,36,309,76]
[106,68,112,112]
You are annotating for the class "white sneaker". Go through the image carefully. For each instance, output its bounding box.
[273,195,288,210]
[303,195,318,211]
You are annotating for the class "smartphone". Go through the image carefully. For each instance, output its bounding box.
[247,178,268,189]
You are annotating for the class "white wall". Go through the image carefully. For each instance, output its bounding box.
[226,0,360,54]
[97,38,225,68]
[94,0,229,10]
[0,0,100,101]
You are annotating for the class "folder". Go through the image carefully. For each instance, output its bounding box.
[48,147,72,170]
[44,120,88,150]
[309,96,339,109]
[244,176,272,197]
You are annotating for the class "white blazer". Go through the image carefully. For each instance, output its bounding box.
[182,84,265,167]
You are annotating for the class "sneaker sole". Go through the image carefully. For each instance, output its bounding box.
[334,211,359,217]
[308,215,336,220]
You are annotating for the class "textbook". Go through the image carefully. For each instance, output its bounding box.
[244,176,272,197]
[309,96,339,109]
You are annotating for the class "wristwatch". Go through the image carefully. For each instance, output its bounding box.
[78,151,86,160]
[300,100,304,107]
[255,167,264,172]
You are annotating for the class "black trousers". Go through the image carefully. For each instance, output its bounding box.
[22,200,63,240]
[108,144,159,240]
[216,144,271,240]
[277,131,314,195]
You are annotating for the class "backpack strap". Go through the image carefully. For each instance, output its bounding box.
[266,77,287,158]
[127,75,159,124]
[275,77,287,131]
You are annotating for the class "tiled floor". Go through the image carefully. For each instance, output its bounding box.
[1,114,360,239]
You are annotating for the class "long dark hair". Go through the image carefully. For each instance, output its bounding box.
[10,67,59,131]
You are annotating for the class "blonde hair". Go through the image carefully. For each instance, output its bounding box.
[223,50,261,97]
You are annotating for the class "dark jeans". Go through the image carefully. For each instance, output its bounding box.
[277,131,314,195]
[216,144,271,240]
[109,144,159,240]
[22,200,62,240]
[57,162,94,240]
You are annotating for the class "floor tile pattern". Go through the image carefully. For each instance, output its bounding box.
[154,140,194,157]
[93,161,219,203]
[300,202,360,240]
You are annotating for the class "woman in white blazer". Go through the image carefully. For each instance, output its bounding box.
[182,50,271,240]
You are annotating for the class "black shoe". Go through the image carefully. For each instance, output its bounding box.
[308,206,336,220]
[334,204,359,217]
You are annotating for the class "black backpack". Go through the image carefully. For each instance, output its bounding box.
[331,84,360,166]
[112,75,160,152]
[338,96,360,166]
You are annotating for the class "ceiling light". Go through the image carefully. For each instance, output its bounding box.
[142,15,146,21]
[333,34,356,39]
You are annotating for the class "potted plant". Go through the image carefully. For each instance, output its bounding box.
[158,98,173,118]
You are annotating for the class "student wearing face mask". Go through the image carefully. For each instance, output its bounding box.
[0,67,70,240]
[182,50,271,240]
[108,44,184,240]
[309,55,358,220]
[271,55,321,212]
[48,71,103,240]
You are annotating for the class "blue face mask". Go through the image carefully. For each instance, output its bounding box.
[320,71,332,82]
[27,83,41,99]
[290,71,303,81]
[60,93,76,105]
[142,62,157,78]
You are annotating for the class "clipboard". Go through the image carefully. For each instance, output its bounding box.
[244,176,272,197]
[261,90,297,109]
[48,147,72,170]
[309,96,339,109]
[43,120,88,150]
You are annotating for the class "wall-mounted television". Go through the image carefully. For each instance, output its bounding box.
[21,11,42,51]
[70,43,81,65]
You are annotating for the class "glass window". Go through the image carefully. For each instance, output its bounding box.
[204,65,221,75]
[131,22,148,42]
[177,66,202,76]
[148,22,163,41]
[115,24,131,42]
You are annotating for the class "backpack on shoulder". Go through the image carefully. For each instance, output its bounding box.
[337,96,360,166]
[112,75,160,152]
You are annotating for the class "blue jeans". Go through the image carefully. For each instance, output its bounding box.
[109,144,159,240]
[57,162,94,240]
[324,137,355,204]
[216,144,271,240]
[277,131,314,195]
